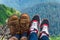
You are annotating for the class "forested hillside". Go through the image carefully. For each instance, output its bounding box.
[21,3,60,36]
[0,4,21,25]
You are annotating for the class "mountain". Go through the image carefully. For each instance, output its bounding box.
[1,0,60,11]
[0,4,21,25]
[21,3,60,36]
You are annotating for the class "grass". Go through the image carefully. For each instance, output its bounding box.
[50,36,60,40]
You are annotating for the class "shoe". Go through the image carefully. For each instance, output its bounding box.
[40,19,49,37]
[30,15,40,33]
[40,19,49,31]
[19,13,30,34]
[8,15,20,35]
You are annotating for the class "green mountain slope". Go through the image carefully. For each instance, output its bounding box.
[0,4,21,25]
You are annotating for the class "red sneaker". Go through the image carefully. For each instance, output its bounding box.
[30,15,40,33]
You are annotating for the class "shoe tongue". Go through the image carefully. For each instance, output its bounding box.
[43,24,48,27]
[33,20,38,22]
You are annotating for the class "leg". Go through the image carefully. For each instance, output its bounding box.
[9,32,28,40]
[29,15,40,40]
[9,34,21,40]
[19,13,30,40]
[40,36,49,40]
[20,32,28,40]
[39,19,49,40]
[8,15,20,40]
[14,34,21,40]
[29,32,38,40]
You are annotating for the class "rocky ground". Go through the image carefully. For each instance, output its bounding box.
[0,25,11,40]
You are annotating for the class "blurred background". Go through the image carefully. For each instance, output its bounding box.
[0,0,60,40]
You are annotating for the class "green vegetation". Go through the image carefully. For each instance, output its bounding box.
[50,36,60,40]
[0,4,21,25]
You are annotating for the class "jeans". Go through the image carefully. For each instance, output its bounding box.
[15,32,27,40]
[14,32,49,40]
[29,32,38,40]
[29,32,49,40]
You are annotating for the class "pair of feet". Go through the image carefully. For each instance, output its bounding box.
[30,15,49,38]
[8,14,30,35]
